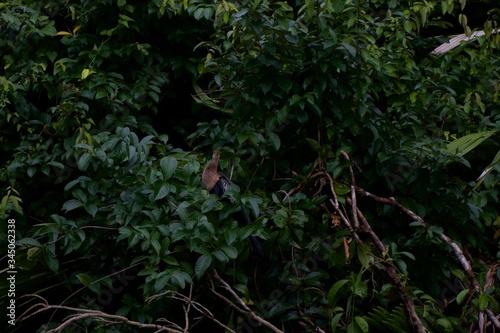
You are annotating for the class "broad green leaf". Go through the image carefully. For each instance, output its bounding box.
[220,245,238,259]
[195,254,212,279]
[62,199,84,212]
[212,249,229,262]
[357,243,373,268]
[17,238,42,247]
[327,279,349,307]
[154,184,170,201]
[171,270,192,289]
[354,316,369,333]
[268,131,281,151]
[160,156,178,180]
[331,312,343,333]
[84,203,98,217]
[446,130,497,157]
[201,196,219,213]
[436,318,452,330]
[44,252,59,272]
[77,153,92,171]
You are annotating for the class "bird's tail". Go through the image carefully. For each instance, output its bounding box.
[249,235,264,258]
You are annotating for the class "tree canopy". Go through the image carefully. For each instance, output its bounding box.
[1,0,499,332]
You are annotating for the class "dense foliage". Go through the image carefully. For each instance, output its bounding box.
[1,0,499,332]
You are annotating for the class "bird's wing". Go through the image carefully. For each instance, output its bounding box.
[210,173,231,197]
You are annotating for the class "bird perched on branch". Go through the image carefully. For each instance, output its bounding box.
[202,151,264,257]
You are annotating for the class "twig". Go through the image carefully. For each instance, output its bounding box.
[323,171,360,243]
[340,151,359,229]
[211,270,284,333]
[147,290,236,333]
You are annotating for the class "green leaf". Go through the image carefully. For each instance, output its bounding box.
[76,273,92,286]
[456,288,469,305]
[277,76,292,93]
[201,196,219,213]
[436,318,452,331]
[357,243,373,268]
[354,316,369,333]
[62,199,84,212]
[478,293,488,311]
[224,228,238,245]
[268,131,281,151]
[446,130,497,157]
[17,238,42,247]
[77,153,92,171]
[171,270,192,289]
[154,184,170,201]
[44,251,59,272]
[331,312,343,333]
[242,194,262,217]
[332,0,345,13]
[327,279,349,307]
[160,156,178,180]
[85,203,98,217]
[220,245,238,259]
[27,166,36,177]
[212,249,229,262]
[195,254,212,279]
[342,41,356,58]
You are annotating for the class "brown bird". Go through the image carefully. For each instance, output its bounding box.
[202,151,231,197]
[202,151,264,257]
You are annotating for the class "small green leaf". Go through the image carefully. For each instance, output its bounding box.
[27,166,36,177]
[354,316,369,333]
[478,293,488,311]
[76,273,92,286]
[456,288,469,305]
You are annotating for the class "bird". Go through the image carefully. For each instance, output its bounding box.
[202,151,264,257]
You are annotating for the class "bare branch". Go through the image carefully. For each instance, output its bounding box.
[355,208,426,333]
[212,270,284,333]
[18,302,181,333]
[351,184,499,330]
[146,290,236,333]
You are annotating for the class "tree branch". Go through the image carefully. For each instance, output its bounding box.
[211,270,284,333]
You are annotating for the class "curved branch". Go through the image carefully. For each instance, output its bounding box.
[211,270,284,333]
